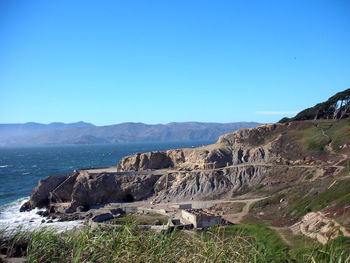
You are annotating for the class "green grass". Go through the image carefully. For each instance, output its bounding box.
[305,174,313,180]
[230,202,246,213]
[223,224,350,262]
[336,192,350,207]
[288,179,350,219]
[222,224,288,262]
[252,193,286,209]
[306,236,350,263]
[1,223,350,262]
[295,125,330,152]
[312,118,350,154]
[0,224,287,263]
[255,184,264,190]
[109,212,169,225]
[327,118,350,149]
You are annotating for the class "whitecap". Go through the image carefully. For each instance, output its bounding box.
[0,198,83,233]
[0,165,8,168]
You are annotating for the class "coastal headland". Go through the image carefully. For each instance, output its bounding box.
[2,89,350,262]
[20,117,350,244]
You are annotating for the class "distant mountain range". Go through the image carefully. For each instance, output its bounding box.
[0,121,261,146]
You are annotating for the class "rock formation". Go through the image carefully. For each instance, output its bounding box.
[117,122,331,172]
[291,212,350,244]
[21,121,347,217]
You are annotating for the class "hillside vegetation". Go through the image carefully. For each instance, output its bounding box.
[280,88,350,123]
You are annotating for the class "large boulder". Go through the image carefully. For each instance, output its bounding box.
[117,151,173,171]
[91,212,114,223]
[19,201,32,212]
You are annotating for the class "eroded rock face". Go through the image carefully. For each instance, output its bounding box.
[23,122,347,216]
[151,165,336,203]
[152,166,266,202]
[28,174,70,209]
[72,172,160,209]
[24,164,335,216]
[117,124,291,172]
[47,170,162,212]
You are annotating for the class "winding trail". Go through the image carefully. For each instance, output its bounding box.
[220,197,267,224]
[86,161,345,175]
[216,197,294,247]
[315,123,348,166]
[269,226,293,247]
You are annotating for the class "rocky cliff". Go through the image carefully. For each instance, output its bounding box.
[22,120,349,215]
[117,123,330,172]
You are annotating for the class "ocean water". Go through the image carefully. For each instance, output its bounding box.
[0,141,214,230]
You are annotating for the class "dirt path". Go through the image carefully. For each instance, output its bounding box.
[87,161,346,176]
[213,197,293,248]
[212,197,293,247]
[171,196,294,247]
[0,255,25,263]
[315,123,348,166]
[335,153,348,166]
[269,226,293,247]
[221,197,267,224]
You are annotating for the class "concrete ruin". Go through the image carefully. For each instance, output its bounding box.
[180,209,221,228]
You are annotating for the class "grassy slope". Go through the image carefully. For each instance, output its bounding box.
[1,224,350,263]
[271,118,350,163]
[0,224,287,263]
[251,119,350,220]
[294,124,330,152]
[235,118,350,261]
[327,118,350,151]
[287,179,350,219]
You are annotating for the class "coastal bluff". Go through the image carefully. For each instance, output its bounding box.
[21,121,346,217]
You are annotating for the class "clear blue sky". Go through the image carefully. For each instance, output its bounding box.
[1,0,349,125]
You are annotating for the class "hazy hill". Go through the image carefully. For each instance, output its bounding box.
[0,121,261,146]
[0,121,94,138]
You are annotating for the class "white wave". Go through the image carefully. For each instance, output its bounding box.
[0,165,8,168]
[0,198,83,233]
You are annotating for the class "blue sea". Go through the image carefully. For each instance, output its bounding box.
[0,141,213,230]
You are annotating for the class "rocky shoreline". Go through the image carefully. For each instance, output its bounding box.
[20,122,345,223]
